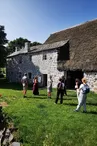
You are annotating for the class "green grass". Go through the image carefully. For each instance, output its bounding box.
[0,79,97,146]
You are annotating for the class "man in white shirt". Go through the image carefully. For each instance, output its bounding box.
[21,73,28,97]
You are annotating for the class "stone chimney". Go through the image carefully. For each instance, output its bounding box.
[15,47,18,52]
[24,42,30,52]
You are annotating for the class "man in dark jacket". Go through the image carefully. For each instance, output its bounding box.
[55,78,64,104]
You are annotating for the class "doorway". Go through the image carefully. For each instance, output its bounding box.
[43,74,47,87]
[66,70,83,89]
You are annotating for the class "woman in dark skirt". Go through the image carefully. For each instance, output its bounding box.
[33,76,39,95]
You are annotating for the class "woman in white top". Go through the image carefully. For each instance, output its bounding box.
[75,78,90,112]
[75,78,81,104]
[21,73,28,97]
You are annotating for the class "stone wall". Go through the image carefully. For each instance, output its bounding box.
[84,72,97,93]
[32,50,64,87]
[6,50,64,88]
[6,54,36,83]
[6,51,97,92]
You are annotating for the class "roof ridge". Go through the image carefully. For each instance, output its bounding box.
[51,18,97,35]
[31,40,68,48]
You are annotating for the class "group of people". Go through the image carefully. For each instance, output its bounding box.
[47,76,67,104]
[21,73,90,113]
[21,73,39,97]
[21,73,67,100]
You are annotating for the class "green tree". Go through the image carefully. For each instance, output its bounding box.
[8,39,42,54]
[7,37,30,54]
[0,25,8,67]
[30,41,42,47]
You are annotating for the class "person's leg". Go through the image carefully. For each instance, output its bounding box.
[25,89,27,95]
[25,86,28,95]
[77,89,80,105]
[60,91,64,104]
[75,94,83,111]
[36,85,39,95]
[23,86,27,97]
[83,96,87,112]
[55,91,60,103]
[48,92,51,99]
[75,102,82,111]
[23,86,25,97]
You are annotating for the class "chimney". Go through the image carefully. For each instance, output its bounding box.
[15,47,18,52]
[25,42,30,52]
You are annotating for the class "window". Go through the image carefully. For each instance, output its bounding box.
[28,72,32,79]
[43,54,47,60]
[38,76,42,83]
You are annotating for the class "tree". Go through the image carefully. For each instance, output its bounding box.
[8,39,42,54]
[7,37,30,54]
[0,25,8,67]
[30,41,42,47]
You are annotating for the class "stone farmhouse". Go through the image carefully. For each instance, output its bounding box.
[6,41,65,87]
[6,19,97,92]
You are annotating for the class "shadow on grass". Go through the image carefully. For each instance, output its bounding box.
[63,103,77,106]
[65,94,76,97]
[39,94,47,96]
[87,102,97,106]
[0,78,22,90]
[63,98,77,100]
[0,79,47,92]
[26,95,47,99]
[86,111,97,115]
[63,102,97,107]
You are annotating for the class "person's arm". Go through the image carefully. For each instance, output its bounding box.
[75,82,78,89]
[79,84,83,91]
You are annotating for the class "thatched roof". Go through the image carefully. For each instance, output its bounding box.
[30,40,68,53]
[45,19,97,71]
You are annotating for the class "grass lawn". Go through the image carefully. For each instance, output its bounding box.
[0,79,97,146]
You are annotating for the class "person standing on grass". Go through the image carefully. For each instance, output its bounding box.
[75,78,81,104]
[33,76,39,95]
[75,78,90,112]
[55,78,64,104]
[62,76,67,96]
[47,75,53,99]
[21,73,28,97]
